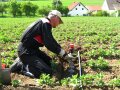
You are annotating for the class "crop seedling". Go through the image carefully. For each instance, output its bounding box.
[61,77,70,86]
[11,80,20,87]
[37,74,54,86]
[61,74,79,87]
[2,58,13,68]
[1,16,120,89]
[95,73,105,87]
[108,78,120,87]
[80,74,95,86]
[87,57,109,70]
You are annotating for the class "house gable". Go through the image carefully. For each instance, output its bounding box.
[68,2,88,16]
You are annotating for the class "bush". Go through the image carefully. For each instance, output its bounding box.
[118,10,120,16]
[9,1,22,17]
[22,2,38,16]
[38,5,52,16]
[94,10,103,16]
[102,11,109,16]
[22,2,32,16]
[31,4,38,16]
[55,6,69,16]
[52,0,62,9]
[0,3,8,16]
[92,10,109,16]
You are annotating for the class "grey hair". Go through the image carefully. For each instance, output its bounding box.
[47,14,56,19]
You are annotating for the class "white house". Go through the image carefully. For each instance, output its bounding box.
[102,0,120,16]
[68,2,88,16]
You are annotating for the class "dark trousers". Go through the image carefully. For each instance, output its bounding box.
[18,50,52,78]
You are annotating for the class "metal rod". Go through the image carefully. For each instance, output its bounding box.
[0,56,1,70]
[78,51,82,88]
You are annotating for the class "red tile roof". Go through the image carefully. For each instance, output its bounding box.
[86,6,102,11]
[68,2,79,10]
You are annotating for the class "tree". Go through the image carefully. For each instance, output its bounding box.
[0,3,8,16]
[31,4,38,16]
[52,0,62,9]
[22,2,32,16]
[38,6,52,16]
[57,6,69,16]
[9,1,21,17]
[22,2,39,16]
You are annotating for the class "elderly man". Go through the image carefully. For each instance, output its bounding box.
[10,10,72,78]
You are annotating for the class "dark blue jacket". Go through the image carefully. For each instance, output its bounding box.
[18,18,61,56]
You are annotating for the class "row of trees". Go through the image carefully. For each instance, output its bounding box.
[0,0,69,17]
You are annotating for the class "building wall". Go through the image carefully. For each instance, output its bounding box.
[102,0,109,10]
[68,3,88,16]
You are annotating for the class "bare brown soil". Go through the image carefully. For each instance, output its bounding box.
[1,59,120,90]
[1,44,120,90]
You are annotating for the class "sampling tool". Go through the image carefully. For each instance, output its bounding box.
[78,50,82,88]
[68,43,76,77]
[0,58,11,85]
[68,44,83,88]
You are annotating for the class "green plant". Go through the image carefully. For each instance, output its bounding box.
[61,74,79,87]
[12,80,20,87]
[2,58,13,68]
[69,74,79,87]
[37,74,54,86]
[61,77,70,86]
[9,1,21,17]
[96,57,109,70]
[38,5,52,16]
[95,73,105,87]
[80,74,95,86]
[87,57,109,70]
[0,3,8,17]
[109,78,120,87]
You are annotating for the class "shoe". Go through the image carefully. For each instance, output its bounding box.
[22,71,34,78]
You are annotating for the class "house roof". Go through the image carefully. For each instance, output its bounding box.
[106,0,120,10]
[86,6,102,11]
[68,2,88,11]
[68,2,79,10]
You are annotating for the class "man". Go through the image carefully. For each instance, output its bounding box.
[10,10,72,78]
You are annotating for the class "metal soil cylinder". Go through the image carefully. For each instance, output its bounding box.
[0,56,11,85]
[0,56,2,84]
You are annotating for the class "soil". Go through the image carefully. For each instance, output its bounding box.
[1,45,120,90]
[83,60,120,83]
[1,59,120,90]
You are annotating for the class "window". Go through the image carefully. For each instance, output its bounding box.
[82,8,84,10]
[76,8,77,10]
[79,4,80,6]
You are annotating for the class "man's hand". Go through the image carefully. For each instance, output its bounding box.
[59,49,75,62]
[62,53,76,63]
[64,53,75,60]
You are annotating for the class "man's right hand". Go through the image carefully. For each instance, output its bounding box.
[59,49,75,62]
[63,53,75,61]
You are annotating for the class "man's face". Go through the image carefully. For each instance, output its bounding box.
[51,16,61,28]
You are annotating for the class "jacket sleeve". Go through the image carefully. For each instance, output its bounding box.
[42,23,62,54]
